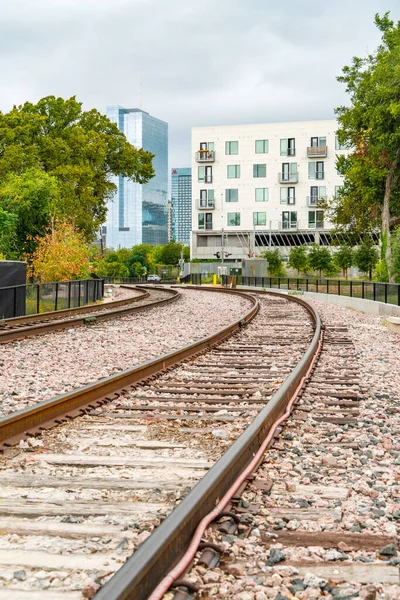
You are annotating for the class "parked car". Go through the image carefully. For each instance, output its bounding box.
[147,274,161,282]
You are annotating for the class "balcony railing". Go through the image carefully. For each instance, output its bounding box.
[279,220,298,230]
[276,220,325,231]
[307,146,327,158]
[196,199,215,209]
[306,195,326,207]
[195,150,215,162]
[278,172,298,183]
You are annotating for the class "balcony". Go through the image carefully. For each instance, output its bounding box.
[196,199,215,210]
[307,146,327,158]
[278,172,298,184]
[195,150,215,162]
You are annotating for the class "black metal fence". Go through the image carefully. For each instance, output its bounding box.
[0,278,105,319]
[221,275,400,307]
[102,277,177,285]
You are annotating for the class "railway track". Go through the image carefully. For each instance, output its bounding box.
[0,288,315,599]
[0,286,178,344]
[0,288,396,599]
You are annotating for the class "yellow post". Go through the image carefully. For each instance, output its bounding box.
[213,274,217,286]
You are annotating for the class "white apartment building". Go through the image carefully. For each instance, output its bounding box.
[191,119,348,260]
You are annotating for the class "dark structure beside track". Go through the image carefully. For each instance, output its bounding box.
[0,261,27,318]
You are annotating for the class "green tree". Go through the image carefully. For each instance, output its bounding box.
[262,249,286,277]
[389,227,400,282]
[307,244,333,277]
[0,168,62,255]
[157,241,184,265]
[0,96,155,243]
[124,244,154,276]
[334,13,400,279]
[288,246,308,275]
[0,207,18,257]
[353,242,379,280]
[334,245,353,279]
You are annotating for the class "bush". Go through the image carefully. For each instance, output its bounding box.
[262,249,286,277]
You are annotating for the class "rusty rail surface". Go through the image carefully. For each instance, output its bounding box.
[94,289,322,600]
[0,288,259,450]
[0,286,175,344]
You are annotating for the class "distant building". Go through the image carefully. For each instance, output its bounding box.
[103,106,168,249]
[191,119,349,260]
[171,167,192,245]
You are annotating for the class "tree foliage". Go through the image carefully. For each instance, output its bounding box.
[333,13,400,278]
[262,249,286,277]
[307,244,333,277]
[334,245,353,278]
[353,242,379,280]
[0,96,155,249]
[390,227,400,282]
[288,246,308,275]
[30,221,91,282]
[0,207,18,257]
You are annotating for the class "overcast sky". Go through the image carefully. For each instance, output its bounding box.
[1,0,399,168]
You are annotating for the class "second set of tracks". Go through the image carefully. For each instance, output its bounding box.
[0,287,397,599]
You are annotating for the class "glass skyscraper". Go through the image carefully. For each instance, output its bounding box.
[104,106,168,249]
[171,167,192,245]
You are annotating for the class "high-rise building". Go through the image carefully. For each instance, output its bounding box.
[104,106,168,249]
[171,168,192,245]
[191,119,348,260]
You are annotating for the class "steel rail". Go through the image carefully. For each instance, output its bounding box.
[0,288,259,450]
[0,286,175,344]
[1,285,149,327]
[94,289,322,600]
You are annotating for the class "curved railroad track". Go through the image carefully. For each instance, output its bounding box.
[0,285,178,344]
[0,288,323,600]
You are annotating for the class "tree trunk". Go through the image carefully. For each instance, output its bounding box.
[382,148,400,282]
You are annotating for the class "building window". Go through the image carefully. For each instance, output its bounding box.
[227,165,240,178]
[335,135,348,151]
[280,138,296,156]
[226,189,238,202]
[308,210,324,228]
[199,213,213,230]
[255,188,269,202]
[280,162,298,182]
[280,187,296,205]
[310,136,326,147]
[253,164,267,178]
[225,141,239,155]
[199,141,214,151]
[282,211,297,229]
[198,213,205,229]
[255,139,269,154]
[335,185,343,197]
[198,165,212,183]
[205,213,213,229]
[199,189,215,208]
[253,212,266,226]
[309,186,326,204]
[308,161,324,179]
[227,212,240,226]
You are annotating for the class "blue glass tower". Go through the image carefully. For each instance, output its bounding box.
[104,106,168,248]
[171,167,192,245]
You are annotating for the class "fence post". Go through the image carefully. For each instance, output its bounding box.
[327,280,329,295]
[13,287,17,318]
[350,280,353,298]
[306,279,308,292]
[84,280,89,305]
[297,278,299,290]
[338,280,340,296]
[278,278,281,289]
[78,281,81,307]
[384,284,388,304]
[362,281,365,299]
[316,279,318,293]
[36,284,40,314]
[398,284,400,307]
[55,282,59,311]
[373,282,376,302]
[68,282,71,309]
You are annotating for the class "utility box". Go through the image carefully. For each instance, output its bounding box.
[242,258,268,279]
[0,260,27,318]
[229,267,242,276]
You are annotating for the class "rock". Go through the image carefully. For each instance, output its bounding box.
[379,543,397,557]
[267,548,285,565]
[303,572,328,588]
[290,577,305,593]
[203,571,220,583]
[212,429,229,439]
[82,582,101,599]
[325,549,343,561]
[227,563,245,577]
[13,569,26,581]
[360,586,377,600]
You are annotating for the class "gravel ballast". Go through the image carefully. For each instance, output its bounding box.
[0,288,251,416]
